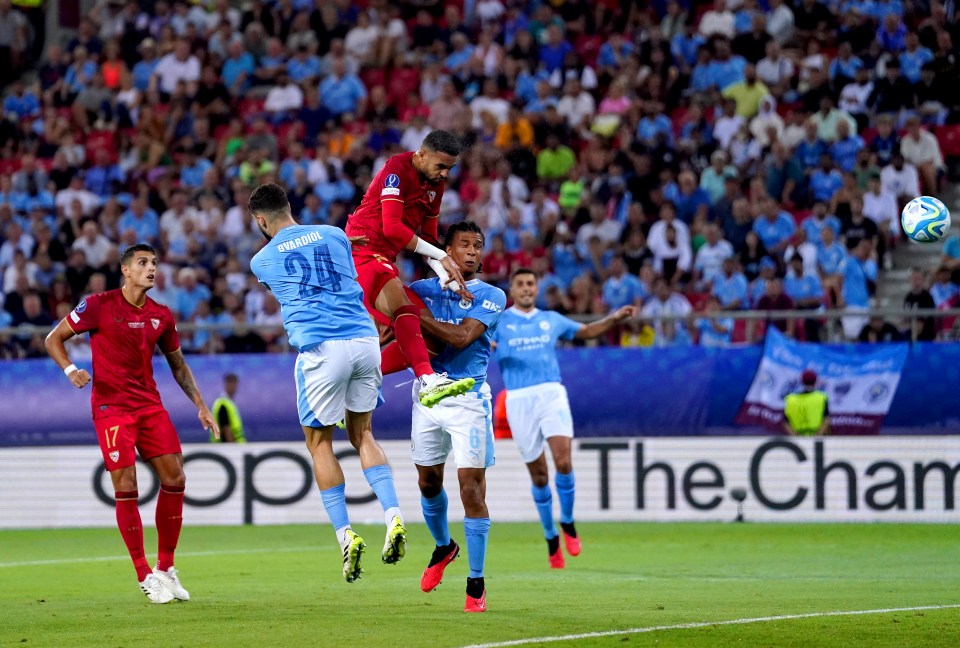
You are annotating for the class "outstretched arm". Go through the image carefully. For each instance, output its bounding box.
[164,349,220,440]
[575,305,637,340]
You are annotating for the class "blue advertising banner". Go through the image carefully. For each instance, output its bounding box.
[1,342,958,446]
[734,329,910,434]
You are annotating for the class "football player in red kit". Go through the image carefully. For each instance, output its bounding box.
[346,129,476,407]
[45,244,219,604]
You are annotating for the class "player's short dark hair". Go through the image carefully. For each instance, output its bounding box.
[443,220,484,248]
[120,244,156,266]
[224,373,238,382]
[422,130,463,157]
[510,267,538,283]
[248,182,290,220]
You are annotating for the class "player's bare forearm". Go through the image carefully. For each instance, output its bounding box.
[165,349,206,408]
[783,422,796,436]
[576,306,637,340]
[44,319,75,370]
[418,312,486,349]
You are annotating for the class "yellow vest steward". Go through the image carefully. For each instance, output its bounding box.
[211,396,246,443]
[783,390,828,436]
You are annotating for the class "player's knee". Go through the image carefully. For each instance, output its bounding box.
[392,303,420,323]
[161,473,186,490]
[555,458,573,474]
[530,472,549,488]
[417,472,443,497]
[459,479,485,508]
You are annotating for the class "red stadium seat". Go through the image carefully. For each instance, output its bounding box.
[935,125,960,158]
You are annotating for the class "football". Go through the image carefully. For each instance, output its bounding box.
[901,196,951,243]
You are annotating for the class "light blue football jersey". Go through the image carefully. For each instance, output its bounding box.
[250,225,376,351]
[410,278,506,391]
[493,307,583,390]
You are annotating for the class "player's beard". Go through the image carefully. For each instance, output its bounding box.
[257,224,273,242]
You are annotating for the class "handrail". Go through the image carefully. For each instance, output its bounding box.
[2,308,958,337]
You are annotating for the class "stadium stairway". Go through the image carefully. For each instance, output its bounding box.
[876,184,958,307]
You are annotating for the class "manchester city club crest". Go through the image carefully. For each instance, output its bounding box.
[459,297,472,309]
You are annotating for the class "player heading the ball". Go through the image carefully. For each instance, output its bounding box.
[346,129,477,408]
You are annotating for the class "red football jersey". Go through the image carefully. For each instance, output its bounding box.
[66,289,180,414]
[345,151,445,260]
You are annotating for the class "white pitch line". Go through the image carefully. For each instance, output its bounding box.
[459,604,960,648]
[0,546,317,568]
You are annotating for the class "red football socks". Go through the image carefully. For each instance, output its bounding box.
[380,341,411,375]
[115,490,152,581]
[155,485,185,572]
[392,305,433,378]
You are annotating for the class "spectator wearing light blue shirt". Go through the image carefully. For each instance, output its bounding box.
[671,27,705,69]
[802,201,842,244]
[899,32,934,83]
[877,13,908,53]
[706,40,747,91]
[602,258,647,310]
[174,267,213,321]
[794,122,828,170]
[84,150,125,198]
[696,296,734,347]
[828,43,863,83]
[598,33,635,70]
[318,58,368,117]
[942,234,960,282]
[831,120,865,172]
[3,80,39,120]
[663,170,711,224]
[299,193,327,225]
[636,101,675,148]
[809,155,845,204]
[839,239,877,338]
[179,150,213,189]
[817,226,847,278]
[118,198,160,245]
[785,254,825,341]
[930,267,958,307]
[287,47,321,84]
[712,257,750,309]
[131,40,159,91]
[752,198,796,256]
[222,42,256,96]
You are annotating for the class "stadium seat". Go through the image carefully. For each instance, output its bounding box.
[935,125,960,158]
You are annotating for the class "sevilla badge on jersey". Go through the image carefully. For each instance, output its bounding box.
[428,191,436,202]
[151,318,160,329]
[109,451,119,463]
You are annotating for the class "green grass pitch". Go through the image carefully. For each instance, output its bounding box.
[1,522,958,647]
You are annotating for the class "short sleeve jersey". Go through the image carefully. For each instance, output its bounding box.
[409,278,505,391]
[250,225,377,351]
[345,151,445,260]
[66,289,180,414]
[493,307,583,390]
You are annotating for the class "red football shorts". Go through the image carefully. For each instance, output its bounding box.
[354,253,402,327]
[94,406,182,471]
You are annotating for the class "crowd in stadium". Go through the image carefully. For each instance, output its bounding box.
[1,0,960,357]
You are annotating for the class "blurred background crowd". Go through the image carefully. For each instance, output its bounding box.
[2,0,960,358]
